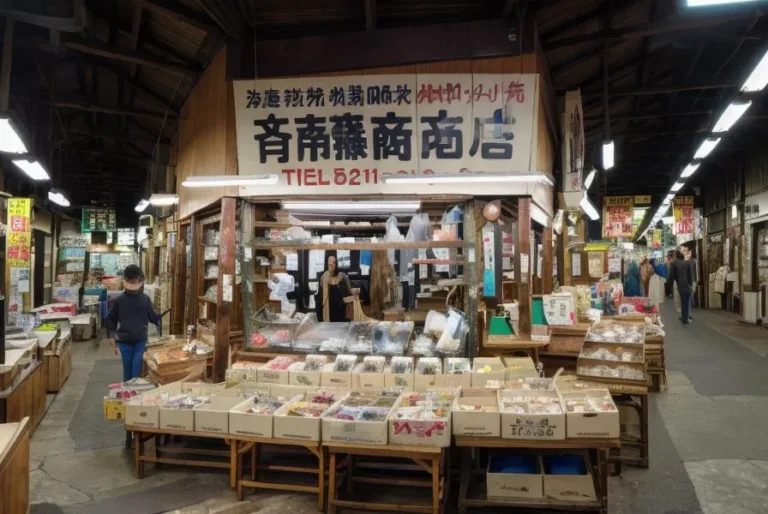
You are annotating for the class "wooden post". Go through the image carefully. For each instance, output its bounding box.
[0,18,13,113]
[517,198,532,339]
[213,197,236,382]
[543,221,553,293]
[464,199,479,358]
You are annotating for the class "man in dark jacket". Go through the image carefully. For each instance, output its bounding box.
[106,265,160,380]
[666,250,693,326]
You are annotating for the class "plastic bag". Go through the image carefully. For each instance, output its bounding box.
[372,321,413,355]
[435,307,468,355]
[384,215,403,266]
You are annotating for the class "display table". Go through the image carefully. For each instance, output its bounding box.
[234,436,325,510]
[454,436,620,514]
[0,417,30,514]
[324,442,447,514]
[0,362,46,431]
[39,330,72,393]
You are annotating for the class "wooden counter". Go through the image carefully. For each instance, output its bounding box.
[0,417,31,514]
[0,362,47,431]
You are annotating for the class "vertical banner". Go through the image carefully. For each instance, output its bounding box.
[602,196,634,239]
[674,197,694,235]
[6,198,32,324]
[562,89,584,192]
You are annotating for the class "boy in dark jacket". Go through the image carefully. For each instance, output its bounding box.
[106,265,159,381]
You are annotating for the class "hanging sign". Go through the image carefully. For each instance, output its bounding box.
[234,74,539,195]
[602,196,634,238]
[6,198,32,323]
[562,89,584,193]
[482,224,496,297]
[117,228,136,245]
[673,196,694,235]
[634,195,651,205]
[82,207,116,232]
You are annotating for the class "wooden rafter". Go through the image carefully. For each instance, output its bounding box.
[65,38,200,77]
[365,0,376,31]
[67,127,169,145]
[43,97,178,122]
[136,0,220,34]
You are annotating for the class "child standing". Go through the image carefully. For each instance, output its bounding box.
[106,265,159,381]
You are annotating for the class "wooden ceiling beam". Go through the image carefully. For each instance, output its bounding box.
[578,82,733,98]
[42,96,177,122]
[135,0,220,34]
[65,38,200,78]
[96,62,180,115]
[365,0,376,31]
[584,110,712,122]
[64,147,159,163]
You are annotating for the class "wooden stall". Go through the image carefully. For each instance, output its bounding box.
[38,329,73,393]
[0,418,31,514]
[0,361,46,431]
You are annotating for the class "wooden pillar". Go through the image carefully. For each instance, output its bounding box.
[517,198,532,339]
[464,199,479,358]
[213,197,236,382]
[543,221,553,294]
[0,18,14,113]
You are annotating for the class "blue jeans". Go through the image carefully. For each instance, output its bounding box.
[679,291,691,325]
[118,341,146,381]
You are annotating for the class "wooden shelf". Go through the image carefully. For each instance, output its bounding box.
[253,221,438,231]
[251,240,468,251]
[197,296,217,304]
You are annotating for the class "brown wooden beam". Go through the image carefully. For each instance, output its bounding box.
[65,38,200,77]
[0,7,86,32]
[213,197,237,382]
[43,97,177,122]
[542,221,553,294]
[577,82,732,98]
[584,110,712,122]
[516,198,532,339]
[135,0,219,34]
[64,147,158,163]
[365,0,376,31]
[0,18,14,113]
[98,63,180,115]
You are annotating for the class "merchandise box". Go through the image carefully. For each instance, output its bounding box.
[414,372,440,391]
[389,389,456,447]
[103,398,125,420]
[543,453,597,502]
[125,382,182,428]
[229,394,302,437]
[288,362,322,387]
[471,357,505,387]
[499,390,565,440]
[502,357,539,381]
[160,406,195,432]
[321,393,398,445]
[452,388,500,437]
[352,364,386,390]
[487,454,544,499]
[194,395,246,434]
[435,373,472,388]
[181,382,226,395]
[272,392,341,441]
[258,366,291,385]
[269,384,310,399]
[321,363,353,389]
[560,390,620,439]
[383,365,415,391]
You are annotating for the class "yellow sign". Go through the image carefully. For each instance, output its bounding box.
[634,195,651,205]
[673,196,694,235]
[7,198,32,267]
[602,196,634,238]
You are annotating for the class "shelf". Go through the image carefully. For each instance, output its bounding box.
[203,276,218,280]
[197,296,217,304]
[251,240,468,251]
[253,221,438,232]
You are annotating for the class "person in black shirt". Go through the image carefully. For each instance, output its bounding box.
[666,250,693,326]
[315,255,354,322]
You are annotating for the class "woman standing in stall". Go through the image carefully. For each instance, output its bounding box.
[315,255,355,322]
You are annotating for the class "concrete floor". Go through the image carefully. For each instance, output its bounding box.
[28,301,768,513]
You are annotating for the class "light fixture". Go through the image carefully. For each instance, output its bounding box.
[665,193,675,201]
[48,191,70,207]
[693,138,721,159]
[135,199,150,212]
[282,200,421,213]
[712,101,752,132]
[148,194,179,206]
[741,48,768,92]
[181,174,278,188]
[663,216,674,225]
[687,0,760,6]
[12,159,50,181]
[681,163,700,178]
[583,169,597,190]
[382,173,554,186]
[579,194,600,221]
[602,141,615,170]
[671,182,685,192]
[0,118,28,154]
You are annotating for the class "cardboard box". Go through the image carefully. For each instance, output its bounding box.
[560,390,620,439]
[125,383,182,428]
[414,372,439,391]
[181,382,226,395]
[499,390,565,440]
[103,398,126,420]
[435,373,472,388]
[471,357,505,387]
[543,453,597,502]
[258,367,291,385]
[384,367,415,391]
[389,389,455,447]
[273,397,332,442]
[321,363,353,388]
[502,357,539,381]
[194,396,246,434]
[352,364,386,391]
[269,384,310,399]
[288,362,322,387]
[487,454,543,499]
[321,394,394,445]
[229,395,302,437]
[452,388,500,437]
[160,407,195,432]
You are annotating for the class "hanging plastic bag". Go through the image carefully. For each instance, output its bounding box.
[384,215,403,266]
[435,307,469,355]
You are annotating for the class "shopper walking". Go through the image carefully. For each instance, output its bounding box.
[666,250,693,326]
[684,247,698,321]
[106,264,160,381]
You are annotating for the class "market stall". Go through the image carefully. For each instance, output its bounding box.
[0,417,30,514]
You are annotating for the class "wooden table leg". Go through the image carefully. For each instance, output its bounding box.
[597,449,608,514]
[328,452,337,514]
[236,442,245,501]
[229,440,237,489]
[133,431,145,479]
[457,448,471,514]
[318,446,325,511]
[154,435,162,468]
[251,443,259,481]
[641,395,650,468]
[346,455,354,494]
[432,454,440,514]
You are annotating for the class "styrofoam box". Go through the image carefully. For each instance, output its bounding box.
[543,453,597,502]
[471,357,506,387]
[321,363,353,388]
[560,390,620,439]
[502,356,539,381]
[194,395,247,434]
[321,393,396,445]
[487,454,544,499]
[125,382,182,428]
[452,388,500,437]
[288,362,322,387]
[229,394,302,437]
[499,390,565,440]
[352,364,386,391]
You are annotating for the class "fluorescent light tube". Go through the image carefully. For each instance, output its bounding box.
[149,194,179,206]
[48,191,70,207]
[671,182,685,192]
[584,169,597,190]
[579,194,599,221]
[282,200,421,213]
[742,48,768,92]
[681,163,700,178]
[0,118,28,154]
[694,138,721,159]
[12,159,50,181]
[602,140,615,170]
[135,199,150,212]
[712,101,751,132]
[383,173,553,186]
[687,0,759,6]
[181,174,278,188]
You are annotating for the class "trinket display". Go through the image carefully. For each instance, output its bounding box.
[579,321,646,384]
[435,308,468,355]
[293,321,350,353]
[390,356,414,375]
[559,389,620,439]
[261,356,298,371]
[416,357,442,375]
[333,354,358,372]
[564,395,617,414]
[345,321,376,353]
[499,392,563,415]
[323,391,400,444]
[250,312,303,350]
[372,321,414,355]
[577,364,646,382]
[585,321,645,344]
[498,390,566,440]
[389,389,457,447]
[445,358,471,375]
[303,354,328,372]
[362,356,386,373]
[411,332,436,356]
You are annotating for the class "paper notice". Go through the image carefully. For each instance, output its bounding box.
[222,274,233,302]
[286,252,299,271]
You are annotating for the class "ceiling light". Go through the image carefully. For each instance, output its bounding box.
[584,169,597,190]
[694,138,721,159]
[382,173,553,186]
[602,141,615,170]
[282,200,421,213]
[681,163,700,178]
[135,199,150,212]
[181,174,278,188]
[149,194,179,206]
[48,191,70,207]
[741,48,768,92]
[712,101,752,132]
[671,182,685,192]
[579,194,600,221]
[0,118,28,154]
[12,159,50,181]
[687,0,760,6]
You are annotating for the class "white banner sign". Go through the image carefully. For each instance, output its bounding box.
[233,74,539,195]
[562,89,584,193]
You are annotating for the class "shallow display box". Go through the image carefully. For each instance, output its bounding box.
[229,395,302,437]
[436,373,472,388]
[499,390,565,440]
[352,364,386,391]
[257,365,291,385]
[542,453,596,502]
[321,394,396,445]
[125,383,182,428]
[288,362,322,387]
[388,389,455,447]
[321,364,354,389]
[560,390,620,439]
[181,382,226,395]
[502,356,538,381]
[273,395,338,441]
[269,384,310,398]
[383,367,415,391]
[452,388,500,437]
[487,454,544,499]
[414,372,440,391]
[194,395,246,434]
[471,357,505,387]
[160,407,195,432]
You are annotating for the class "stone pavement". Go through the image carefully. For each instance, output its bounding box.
[28,304,768,513]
